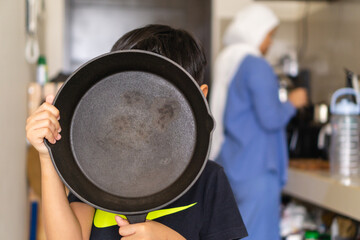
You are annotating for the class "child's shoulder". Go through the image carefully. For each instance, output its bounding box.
[202,160,224,176]
[202,160,225,175]
[194,160,229,188]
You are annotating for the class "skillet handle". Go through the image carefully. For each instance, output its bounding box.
[126,213,148,224]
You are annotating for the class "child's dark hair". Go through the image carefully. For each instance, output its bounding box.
[111,24,207,85]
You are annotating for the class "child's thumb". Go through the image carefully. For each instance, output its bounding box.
[45,95,55,104]
[115,215,129,227]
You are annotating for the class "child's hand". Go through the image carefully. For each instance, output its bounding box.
[115,215,186,240]
[26,95,61,158]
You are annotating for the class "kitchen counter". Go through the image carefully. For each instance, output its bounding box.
[283,166,360,221]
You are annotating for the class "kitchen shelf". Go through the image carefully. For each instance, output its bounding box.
[283,168,360,221]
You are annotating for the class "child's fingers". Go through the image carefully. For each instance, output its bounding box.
[45,95,55,104]
[120,235,136,240]
[34,102,60,120]
[26,120,60,142]
[116,216,136,237]
[28,110,61,132]
[38,127,57,144]
[27,119,59,139]
[118,224,136,237]
[115,216,129,227]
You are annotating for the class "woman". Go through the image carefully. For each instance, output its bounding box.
[210,4,307,240]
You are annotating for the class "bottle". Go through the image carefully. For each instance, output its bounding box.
[36,55,48,86]
[329,88,360,186]
[304,231,319,240]
[318,234,330,240]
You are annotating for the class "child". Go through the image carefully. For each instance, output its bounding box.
[26,24,248,240]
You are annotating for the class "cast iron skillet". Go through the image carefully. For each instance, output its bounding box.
[45,50,214,223]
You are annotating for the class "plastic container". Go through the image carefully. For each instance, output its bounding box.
[36,55,48,85]
[330,88,360,186]
[304,231,319,240]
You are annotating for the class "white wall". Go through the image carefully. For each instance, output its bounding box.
[211,0,328,61]
[299,1,360,103]
[44,0,65,79]
[0,1,32,239]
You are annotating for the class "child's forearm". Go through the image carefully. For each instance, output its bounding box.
[40,154,83,240]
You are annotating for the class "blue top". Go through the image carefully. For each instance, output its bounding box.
[216,55,296,186]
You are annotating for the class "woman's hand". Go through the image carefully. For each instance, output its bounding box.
[115,216,186,240]
[288,87,308,109]
[26,95,61,158]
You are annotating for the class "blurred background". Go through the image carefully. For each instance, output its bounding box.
[2,0,360,239]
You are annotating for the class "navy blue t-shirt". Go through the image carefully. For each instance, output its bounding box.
[68,161,248,240]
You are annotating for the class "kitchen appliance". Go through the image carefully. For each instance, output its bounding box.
[329,88,360,186]
[45,50,214,223]
[287,106,325,159]
[285,69,328,159]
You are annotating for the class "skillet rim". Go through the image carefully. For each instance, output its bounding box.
[44,49,214,215]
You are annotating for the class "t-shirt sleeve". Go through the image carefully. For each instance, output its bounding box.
[200,165,248,240]
[68,191,84,204]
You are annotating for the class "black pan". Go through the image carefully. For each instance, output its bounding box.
[45,50,214,223]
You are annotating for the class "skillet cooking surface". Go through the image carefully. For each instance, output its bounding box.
[46,50,214,215]
[71,71,196,198]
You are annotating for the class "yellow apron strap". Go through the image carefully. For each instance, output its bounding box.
[94,203,197,228]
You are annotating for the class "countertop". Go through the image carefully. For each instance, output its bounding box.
[283,162,360,221]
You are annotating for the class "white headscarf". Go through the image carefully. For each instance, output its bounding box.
[209,4,279,160]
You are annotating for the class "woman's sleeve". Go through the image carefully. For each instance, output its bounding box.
[200,165,248,240]
[241,56,296,131]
